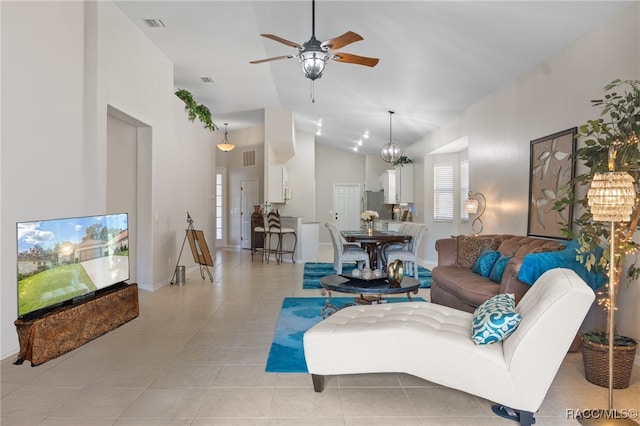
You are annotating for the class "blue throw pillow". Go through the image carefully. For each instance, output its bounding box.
[489,255,511,283]
[518,240,607,290]
[471,249,501,278]
[471,293,522,345]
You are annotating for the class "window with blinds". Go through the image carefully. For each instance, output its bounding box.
[460,160,469,220]
[434,164,454,221]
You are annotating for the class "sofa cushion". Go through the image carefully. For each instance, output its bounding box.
[471,293,521,345]
[432,267,500,308]
[497,239,527,257]
[529,244,564,254]
[471,249,500,277]
[456,235,499,268]
[489,255,512,283]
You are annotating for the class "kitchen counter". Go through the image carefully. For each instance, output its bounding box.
[275,216,318,263]
[374,220,406,231]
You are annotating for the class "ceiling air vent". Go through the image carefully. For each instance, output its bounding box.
[200,77,214,83]
[143,19,166,28]
[243,150,256,168]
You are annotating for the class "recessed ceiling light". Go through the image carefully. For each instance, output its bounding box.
[316,130,322,136]
[353,146,358,152]
[363,132,369,139]
[143,18,166,28]
[357,140,363,146]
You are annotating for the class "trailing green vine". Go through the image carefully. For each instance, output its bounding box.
[393,155,412,166]
[175,89,217,132]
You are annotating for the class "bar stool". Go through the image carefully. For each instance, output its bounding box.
[251,212,266,262]
[265,211,297,264]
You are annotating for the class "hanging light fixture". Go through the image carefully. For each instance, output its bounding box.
[217,123,235,152]
[300,40,329,81]
[381,111,401,163]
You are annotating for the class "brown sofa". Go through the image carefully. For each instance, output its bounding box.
[430,235,564,313]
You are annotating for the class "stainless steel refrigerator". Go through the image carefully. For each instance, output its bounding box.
[363,191,393,219]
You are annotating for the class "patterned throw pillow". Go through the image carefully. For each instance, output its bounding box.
[489,255,512,283]
[471,293,521,345]
[456,235,498,268]
[471,249,501,277]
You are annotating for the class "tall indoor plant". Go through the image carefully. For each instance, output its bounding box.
[555,79,639,389]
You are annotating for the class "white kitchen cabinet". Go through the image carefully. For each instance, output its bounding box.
[394,164,414,203]
[379,169,396,204]
[268,165,288,203]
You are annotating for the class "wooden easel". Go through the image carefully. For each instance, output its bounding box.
[171,212,213,284]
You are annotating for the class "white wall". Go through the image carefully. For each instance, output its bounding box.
[411,3,639,340]
[278,131,316,222]
[96,2,215,290]
[315,144,367,243]
[2,1,87,359]
[1,1,215,359]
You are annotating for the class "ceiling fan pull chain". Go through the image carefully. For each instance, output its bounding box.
[311,80,315,103]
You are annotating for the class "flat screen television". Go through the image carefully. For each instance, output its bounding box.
[17,213,130,320]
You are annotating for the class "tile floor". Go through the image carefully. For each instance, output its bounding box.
[1,247,638,425]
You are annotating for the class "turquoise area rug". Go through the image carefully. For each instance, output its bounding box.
[266,296,425,373]
[302,262,432,289]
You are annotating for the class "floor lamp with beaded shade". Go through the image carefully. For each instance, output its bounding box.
[585,145,636,422]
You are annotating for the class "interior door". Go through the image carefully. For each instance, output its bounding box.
[241,178,259,249]
[333,184,361,230]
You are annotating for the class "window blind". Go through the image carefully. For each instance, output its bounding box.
[460,160,469,220]
[434,164,454,221]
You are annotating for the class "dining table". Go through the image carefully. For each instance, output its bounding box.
[340,229,412,271]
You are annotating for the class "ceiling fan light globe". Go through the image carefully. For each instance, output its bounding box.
[301,50,327,80]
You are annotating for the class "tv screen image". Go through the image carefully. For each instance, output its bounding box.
[17,213,130,319]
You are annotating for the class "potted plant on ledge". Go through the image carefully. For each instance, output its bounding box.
[555,79,639,391]
[175,88,217,132]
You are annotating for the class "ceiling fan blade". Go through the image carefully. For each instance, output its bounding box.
[322,31,363,50]
[333,52,379,67]
[260,34,302,49]
[250,55,294,64]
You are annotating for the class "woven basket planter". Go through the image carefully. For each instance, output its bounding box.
[582,338,637,389]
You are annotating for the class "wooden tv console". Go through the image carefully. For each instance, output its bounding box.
[13,283,139,366]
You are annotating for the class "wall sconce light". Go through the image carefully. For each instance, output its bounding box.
[216,123,235,152]
[464,191,486,234]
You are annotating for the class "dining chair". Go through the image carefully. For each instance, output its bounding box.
[385,223,427,279]
[325,222,370,274]
[265,211,297,264]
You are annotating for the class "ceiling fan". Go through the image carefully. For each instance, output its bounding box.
[250,0,379,82]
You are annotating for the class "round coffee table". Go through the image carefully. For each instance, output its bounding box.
[319,274,420,318]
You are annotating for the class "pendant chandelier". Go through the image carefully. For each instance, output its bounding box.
[217,123,235,152]
[380,111,401,163]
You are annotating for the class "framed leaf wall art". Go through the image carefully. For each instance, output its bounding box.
[527,127,576,239]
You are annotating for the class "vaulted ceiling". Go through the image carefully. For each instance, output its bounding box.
[114,1,633,155]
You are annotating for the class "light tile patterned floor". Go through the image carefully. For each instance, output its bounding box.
[1,246,638,425]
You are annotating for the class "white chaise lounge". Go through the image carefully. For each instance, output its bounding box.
[303,268,594,426]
